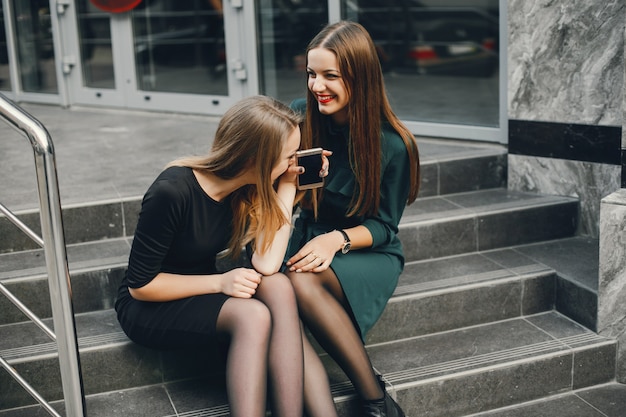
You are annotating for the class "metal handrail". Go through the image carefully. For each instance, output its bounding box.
[0,93,86,417]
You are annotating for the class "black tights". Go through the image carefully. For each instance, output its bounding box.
[216,272,303,417]
[288,269,384,417]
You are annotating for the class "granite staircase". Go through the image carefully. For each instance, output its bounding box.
[0,137,620,417]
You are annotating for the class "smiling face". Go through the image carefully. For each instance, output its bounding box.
[270,126,301,181]
[306,47,350,125]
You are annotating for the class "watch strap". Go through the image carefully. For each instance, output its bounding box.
[338,229,350,244]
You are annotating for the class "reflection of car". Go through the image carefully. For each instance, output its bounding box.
[132,4,225,69]
[350,1,499,77]
[399,16,498,77]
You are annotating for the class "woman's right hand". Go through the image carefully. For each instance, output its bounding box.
[220,267,262,298]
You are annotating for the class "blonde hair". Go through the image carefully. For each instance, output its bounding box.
[167,95,302,257]
[302,20,420,216]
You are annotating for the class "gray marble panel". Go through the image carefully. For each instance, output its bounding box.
[521,274,556,315]
[469,395,606,417]
[577,383,626,417]
[398,217,477,261]
[166,378,228,414]
[0,357,63,409]
[572,344,617,389]
[555,277,597,332]
[368,281,522,344]
[84,386,176,417]
[508,0,624,125]
[79,344,162,396]
[61,202,125,244]
[598,190,626,382]
[0,279,53,325]
[508,155,621,237]
[397,355,573,417]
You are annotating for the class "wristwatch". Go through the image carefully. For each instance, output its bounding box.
[338,229,351,254]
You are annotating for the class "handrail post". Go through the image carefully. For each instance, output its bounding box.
[0,93,86,417]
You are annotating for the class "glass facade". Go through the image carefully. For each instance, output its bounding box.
[0,2,10,90]
[12,0,57,94]
[344,0,500,127]
[256,0,328,101]
[0,0,502,137]
[131,0,227,96]
[76,1,115,89]
[257,0,500,128]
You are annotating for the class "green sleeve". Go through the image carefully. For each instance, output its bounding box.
[362,128,411,249]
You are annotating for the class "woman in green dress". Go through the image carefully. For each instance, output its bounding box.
[285,20,421,417]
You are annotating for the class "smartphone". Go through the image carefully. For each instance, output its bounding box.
[296,148,324,190]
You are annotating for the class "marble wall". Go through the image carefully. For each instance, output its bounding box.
[507,0,624,237]
[508,0,623,125]
[599,190,626,381]
[508,156,621,237]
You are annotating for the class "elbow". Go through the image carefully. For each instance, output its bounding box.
[251,259,281,277]
[129,286,151,301]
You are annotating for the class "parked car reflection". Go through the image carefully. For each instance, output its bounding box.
[348,0,499,77]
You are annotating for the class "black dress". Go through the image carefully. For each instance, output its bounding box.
[115,166,233,350]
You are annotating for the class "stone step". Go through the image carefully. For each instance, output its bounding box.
[399,188,578,261]
[0,188,579,327]
[466,382,626,417]
[370,236,599,344]
[0,236,601,411]
[0,311,616,416]
[0,139,506,254]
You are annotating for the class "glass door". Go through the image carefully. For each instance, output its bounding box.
[60,0,255,115]
[256,0,506,143]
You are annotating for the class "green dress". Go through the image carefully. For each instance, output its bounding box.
[287,99,412,340]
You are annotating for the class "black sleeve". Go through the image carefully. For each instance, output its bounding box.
[126,177,186,288]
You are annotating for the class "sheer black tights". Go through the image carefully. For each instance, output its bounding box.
[288,269,384,417]
[216,273,303,417]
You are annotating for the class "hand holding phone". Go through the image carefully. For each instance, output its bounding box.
[296,148,325,190]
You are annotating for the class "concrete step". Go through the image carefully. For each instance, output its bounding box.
[0,311,616,416]
[0,236,602,411]
[0,188,579,327]
[0,138,507,254]
[370,236,600,344]
[399,188,578,261]
[466,382,626,417]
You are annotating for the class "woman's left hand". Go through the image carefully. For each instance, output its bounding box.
[319,150,332,178]
[280,149,332,186]
[286,230,342,273]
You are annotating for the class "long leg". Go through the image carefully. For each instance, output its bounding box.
[301,325,339,417]
[216,297,271,417]
[289,269,384,407]
[255,273,304,417]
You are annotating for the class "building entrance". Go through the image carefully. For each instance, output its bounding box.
[0,0,505,143]
[58,0,254,114]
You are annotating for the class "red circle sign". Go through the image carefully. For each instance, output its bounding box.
[90,0,142,13]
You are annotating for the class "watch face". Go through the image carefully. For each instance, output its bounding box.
[342,242,351,254]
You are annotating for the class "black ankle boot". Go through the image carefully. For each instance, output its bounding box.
[362,375,406,417]
[361,392,405,417]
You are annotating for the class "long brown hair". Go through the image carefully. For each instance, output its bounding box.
[167,95,301,257]
[302,20,420,216]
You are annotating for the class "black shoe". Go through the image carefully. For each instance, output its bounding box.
[362,375,406,417]
[362,392,405,417]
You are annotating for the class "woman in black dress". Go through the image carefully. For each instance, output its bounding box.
[116,95,322,417]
